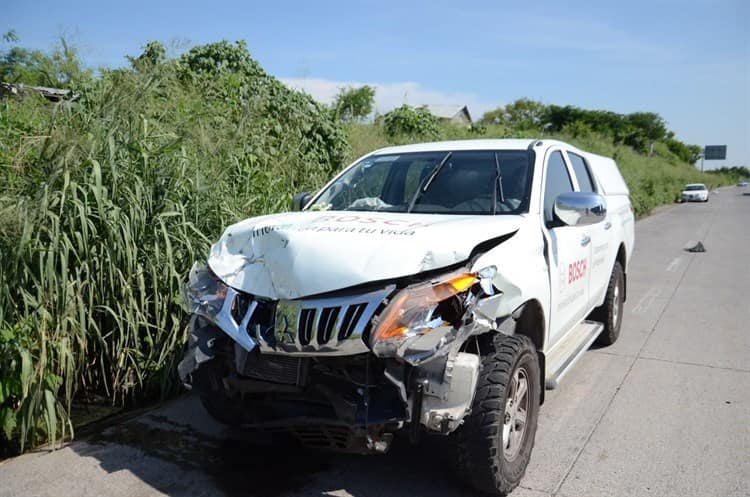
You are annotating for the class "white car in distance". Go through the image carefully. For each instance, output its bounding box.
[681,183,709,202]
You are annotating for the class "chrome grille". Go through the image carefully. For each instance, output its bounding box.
[254,286,393,356]
[316,307,340,344]
[339,303,366,340]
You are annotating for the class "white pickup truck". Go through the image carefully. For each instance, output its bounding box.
[179,139,634,495]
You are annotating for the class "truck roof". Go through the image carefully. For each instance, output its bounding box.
[372,139,538,155]
[371,138,608,157]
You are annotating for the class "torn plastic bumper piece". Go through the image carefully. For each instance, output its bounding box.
[177,317,222,387]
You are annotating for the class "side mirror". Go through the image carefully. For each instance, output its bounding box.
[291,192,312,211]
[553,192,606,227]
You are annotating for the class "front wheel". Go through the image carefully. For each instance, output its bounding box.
[456,334,540,495]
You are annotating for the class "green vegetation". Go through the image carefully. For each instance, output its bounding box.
[0,35,743,455]
[0,37,346,455]
[332,85,375,123]
[481,99,703,163]
[382,104,440,140]
[706,165,750,181]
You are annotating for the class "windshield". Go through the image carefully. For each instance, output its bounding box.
[685,184,707,191]
[308,150,534,215]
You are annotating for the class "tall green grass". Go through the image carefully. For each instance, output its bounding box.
[0,50,347,453]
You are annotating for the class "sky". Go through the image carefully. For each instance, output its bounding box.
[5,0,749,168]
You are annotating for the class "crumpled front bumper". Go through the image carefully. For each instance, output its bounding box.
[179,312,492,444]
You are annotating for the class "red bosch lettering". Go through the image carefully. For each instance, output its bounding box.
[568,259,587,284]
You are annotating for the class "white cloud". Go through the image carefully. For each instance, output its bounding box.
[281,77,496,120]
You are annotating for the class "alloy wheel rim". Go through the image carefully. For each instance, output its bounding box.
[612,282,621,328]
[503,366,529,460]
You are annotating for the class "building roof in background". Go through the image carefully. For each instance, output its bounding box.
[426,104,472,122]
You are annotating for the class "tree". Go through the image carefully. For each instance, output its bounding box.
[0,33,90,88]
[3,30,18,43]
[544,105,585,132]
[127,41,166,70]
[481,98,546,130]
[178,40,263,77]
[626,112,667,142]
[383,105,439,138]
[332,85,375,122]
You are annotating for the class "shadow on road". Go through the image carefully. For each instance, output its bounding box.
[71,399,473,497]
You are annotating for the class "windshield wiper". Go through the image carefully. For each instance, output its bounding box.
[407,152,452,212]
[493,152,504,214]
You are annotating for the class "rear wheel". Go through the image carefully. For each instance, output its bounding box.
[456,334,540,495]
[593,261,624,346]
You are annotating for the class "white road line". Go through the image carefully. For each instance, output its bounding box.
[632,287,661,314]
[666,257,682,272]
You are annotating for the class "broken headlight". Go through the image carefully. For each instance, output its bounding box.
[370,273,477,360]
[183,262,229,321]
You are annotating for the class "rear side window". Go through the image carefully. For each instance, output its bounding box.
[567,152,595,192]
[543,151,574,224]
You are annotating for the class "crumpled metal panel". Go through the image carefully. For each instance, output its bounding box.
[207,211,522,300]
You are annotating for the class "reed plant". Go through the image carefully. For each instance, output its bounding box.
[0,42,347,453]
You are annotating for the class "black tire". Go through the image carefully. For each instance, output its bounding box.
[456,334,541,495]
[593,261,624,346]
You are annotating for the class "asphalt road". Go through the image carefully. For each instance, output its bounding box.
[1,187,749,497]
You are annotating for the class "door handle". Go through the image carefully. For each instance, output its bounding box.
[581,235,591,247]
[604,221,612,230]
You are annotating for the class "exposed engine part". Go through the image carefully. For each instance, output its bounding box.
[418,352,480,433]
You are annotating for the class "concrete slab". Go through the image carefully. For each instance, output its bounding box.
[520,352,633,493]
[639,195,750,371]
[640,284,750,371]
[557,358,750,497]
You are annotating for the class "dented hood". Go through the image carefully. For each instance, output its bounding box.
[208,211,522,300]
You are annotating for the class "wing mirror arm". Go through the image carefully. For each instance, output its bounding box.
[291,192,312,211]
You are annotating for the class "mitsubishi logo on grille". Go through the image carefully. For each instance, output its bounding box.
[276,315,296,344]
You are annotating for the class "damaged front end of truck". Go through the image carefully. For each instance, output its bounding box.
[178,260,511,453]
[177,146,539,456]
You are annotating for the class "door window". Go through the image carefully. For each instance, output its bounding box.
[567,152,595,192]
[543,151,574,224]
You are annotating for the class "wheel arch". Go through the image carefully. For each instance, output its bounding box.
[508,299,547,404]
[513,299,546,352]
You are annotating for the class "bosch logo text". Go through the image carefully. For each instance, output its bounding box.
[568,259,587,284]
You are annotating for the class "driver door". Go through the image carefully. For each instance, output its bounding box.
[542,150,592,347]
